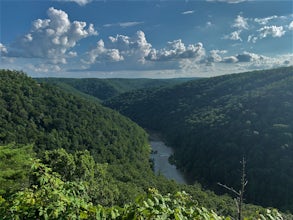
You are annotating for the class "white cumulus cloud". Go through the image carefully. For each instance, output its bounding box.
[206,50,227,63]
[247,35,258,43]
[108,30,152,63]
[0,43,8,54]
[84,39,124,64]
[147,40,205,61]
[258,25,286,39]
[82,31,207,72]
[224,30,243,41]
[7,7,97,64]
[232,15,249,30]
[84,30,152,66]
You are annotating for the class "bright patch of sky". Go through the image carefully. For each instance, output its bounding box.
[0,0,292,78]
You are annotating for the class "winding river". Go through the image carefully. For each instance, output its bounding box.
[149,134,187,184]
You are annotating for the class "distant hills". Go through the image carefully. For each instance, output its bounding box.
[36,77,195,101]
[106,66,293,212]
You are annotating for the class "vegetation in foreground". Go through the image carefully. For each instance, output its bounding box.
[0,145,286,219]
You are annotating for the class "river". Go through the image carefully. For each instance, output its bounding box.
[149,134,187,184]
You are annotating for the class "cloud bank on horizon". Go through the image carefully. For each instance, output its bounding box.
[0,0,292,78]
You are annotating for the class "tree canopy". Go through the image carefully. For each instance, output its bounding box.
[106,66,293,212]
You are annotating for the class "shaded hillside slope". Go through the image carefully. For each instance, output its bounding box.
[0,70,153,193]
[106,66,293,212]
[36,77,194,101]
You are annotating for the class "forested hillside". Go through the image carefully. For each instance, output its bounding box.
[0,70,149,165]
[1,69,292,219]
[36,77,194,101]
[0,69,156,204]
[106,66,293,212]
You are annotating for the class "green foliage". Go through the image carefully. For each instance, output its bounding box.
[252,209,284,220]
[0,69,150,187]
[0,69,157,207]
[3,161,226,219]
[41,148,120,206]
[120,188,230,220]
[2,160,99,219]
[106,66,293,212]
[0,143,34,196]
[1,159,290,219]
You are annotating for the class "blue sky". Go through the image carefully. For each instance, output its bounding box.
[0,0,292,78]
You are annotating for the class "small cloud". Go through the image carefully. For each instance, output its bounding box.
[236,52,262,62]
[232,15,249,30]
[206,0,247,4]
[54,0,92,6]
[258,25,286,39]
[103,23,114,28]
[103,21,144,28]
[206,21,213,27]
[68,51,77,57]
[119,21,144,28]
[247,35,258,43]
[0,43,8,54]
[181,10,194,15]
[254,15,278,25]
[222,56,238,63]
[224,30,243,41]
[222,52,265,64]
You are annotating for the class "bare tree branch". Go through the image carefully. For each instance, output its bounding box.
[217,157,247,220]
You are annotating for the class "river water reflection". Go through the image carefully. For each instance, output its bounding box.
[150,137,187,184]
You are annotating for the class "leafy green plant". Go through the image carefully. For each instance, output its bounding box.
[4,160,99,219]
[0,161,287,219]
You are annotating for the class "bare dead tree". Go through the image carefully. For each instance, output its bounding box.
[218,157,248,220]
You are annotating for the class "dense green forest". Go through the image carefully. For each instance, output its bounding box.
[36,77,194,101]
[1,69,171,205]
[106,66,293,212]
[0,69,292,219]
